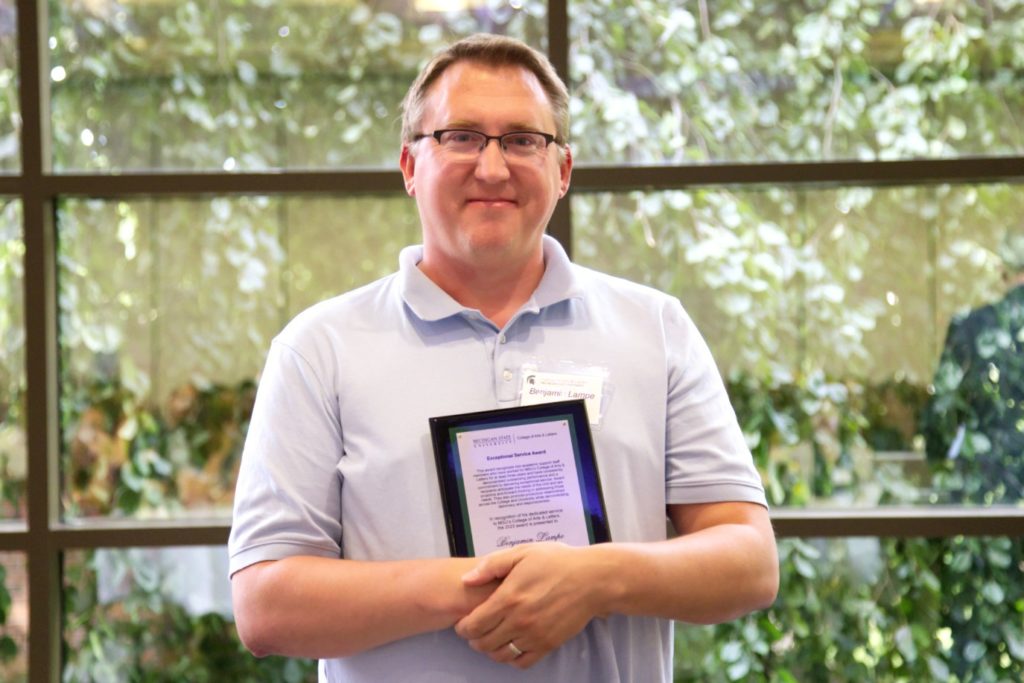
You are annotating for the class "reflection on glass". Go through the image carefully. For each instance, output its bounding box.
[63,547,315,681]
[49,0,546,172]
[58,195,418,519]
[675,536,1024,682]
[0,199,24,520]
[0,552,27,683]
[573,185,1023,506]
[0,0,17,173]
[570,0,1024,164]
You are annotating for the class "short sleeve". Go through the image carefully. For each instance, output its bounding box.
[662,299,767,507]
[228,339,345,576]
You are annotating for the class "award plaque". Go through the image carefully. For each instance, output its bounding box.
[429,399,610,557]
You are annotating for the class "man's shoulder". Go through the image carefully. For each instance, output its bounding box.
[571,262,679,307]
[277,271,402,343]
[568,263,689,331]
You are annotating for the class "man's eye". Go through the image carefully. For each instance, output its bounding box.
[506,135,537,148]
[446,132,479,144]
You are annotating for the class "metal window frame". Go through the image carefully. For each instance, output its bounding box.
[5,1,1024,681]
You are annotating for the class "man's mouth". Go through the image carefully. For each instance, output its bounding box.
[466,198,517,207]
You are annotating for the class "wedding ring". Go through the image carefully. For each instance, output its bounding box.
[507,641,524,658]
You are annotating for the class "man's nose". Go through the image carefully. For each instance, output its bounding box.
[474,139,511,183]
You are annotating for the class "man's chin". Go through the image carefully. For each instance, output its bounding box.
[459,231,539,261]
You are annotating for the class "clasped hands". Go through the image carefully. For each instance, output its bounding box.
[453,541,611,669]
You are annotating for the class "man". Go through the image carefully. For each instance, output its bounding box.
[922,230,1024,501]
[229,34,778,682]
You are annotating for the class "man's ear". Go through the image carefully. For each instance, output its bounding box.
[558,145,573,198]
[399,145,416,196]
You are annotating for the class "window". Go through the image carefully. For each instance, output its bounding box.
[575,184,1024,506]
[569,0,1024,164]
[6,0,1024,680]
[49,0,546,171]
[63,546,311,680]
[674,537,1024,681]
[58,195,416,519]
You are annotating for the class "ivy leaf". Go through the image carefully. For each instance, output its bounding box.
[981,581,1005,605]
[793,554,817,579]
[1003,624,1024,662]
[120,462,143,491]
[985,545,1012,568]
[963,640,987,662]
[726,658,750,681]
[926,655,950,680]
[774,670,799,683]
[895,625,917,663]
[0,579,9,621]
[0,635,17,662]
[720,640,743,662]
[236,60,258,86]
[947,549,972,573]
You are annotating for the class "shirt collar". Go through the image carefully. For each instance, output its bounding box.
[399,235,585,323]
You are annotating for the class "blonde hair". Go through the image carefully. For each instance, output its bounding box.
[400,34,569,146]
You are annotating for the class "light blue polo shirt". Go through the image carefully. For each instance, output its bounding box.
[229,235,766,682]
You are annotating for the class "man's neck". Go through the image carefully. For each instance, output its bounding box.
[418,251,545,329]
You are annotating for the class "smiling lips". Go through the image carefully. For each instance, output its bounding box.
[466,197,518,207]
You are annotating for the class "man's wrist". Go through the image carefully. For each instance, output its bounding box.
[579,544,630,618]
[418,558,495,623]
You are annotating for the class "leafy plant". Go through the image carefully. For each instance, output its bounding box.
[675,535,1024,682]
[62,549,315,683]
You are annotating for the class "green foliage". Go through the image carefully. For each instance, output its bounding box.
[0,200,25,519]
[570,0,1024,164]
[59,374,255,518]
[0,0,17,173]
[0,561,23,681]
[921,284,1024,504]
[62,550,316,682]
[46,0,545,171]
[675,535,1024,682]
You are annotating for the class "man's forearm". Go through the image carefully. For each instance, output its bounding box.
[232,555,496,659]
[593,502,779,624]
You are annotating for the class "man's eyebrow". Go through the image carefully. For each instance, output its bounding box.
[443,120,545,132]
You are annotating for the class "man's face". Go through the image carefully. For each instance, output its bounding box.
[400,61,572,272]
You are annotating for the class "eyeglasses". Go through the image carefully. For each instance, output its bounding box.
[413,129,558,160]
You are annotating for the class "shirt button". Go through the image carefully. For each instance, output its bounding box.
[499,334,507,344]
[502,369,513,382]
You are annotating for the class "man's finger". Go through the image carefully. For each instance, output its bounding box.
[460,548,520,586]
[454,606,504,640]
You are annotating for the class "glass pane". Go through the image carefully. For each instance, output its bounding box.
[58,196,418,520]
[0,0,16,173]
[573,185,1024,506]
[0,199,24,520]
[49,0,547,172]
[674,536,1024,682]
[0,552,27,682]
[570,0,1024,165]
[63,546,314,681]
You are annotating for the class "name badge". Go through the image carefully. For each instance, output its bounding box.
[519,371,604,426]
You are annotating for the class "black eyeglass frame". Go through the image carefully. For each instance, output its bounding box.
[412,128,559,152]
